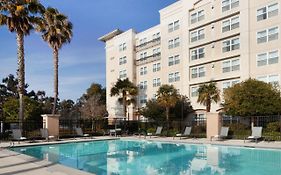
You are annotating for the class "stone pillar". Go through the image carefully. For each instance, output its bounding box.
[206,112,222,140]
[41,114,60,138]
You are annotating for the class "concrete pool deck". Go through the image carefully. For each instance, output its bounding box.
[1,136,281,175]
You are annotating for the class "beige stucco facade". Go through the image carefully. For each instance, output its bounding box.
[100,0,281,121]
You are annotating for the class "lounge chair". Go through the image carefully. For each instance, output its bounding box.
[75,127,90,138]
[244,127,263,143]
[40,128,55,141]
[146,126,163,138]
[173,126,192,140]
[109,128,122,137]
[10,129,27,145]
[211,127,229,141]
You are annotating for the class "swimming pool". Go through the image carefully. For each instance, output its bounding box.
[11,139,281,175]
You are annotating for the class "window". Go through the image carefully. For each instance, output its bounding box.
[222,0,239,12]
[257,74,279,86]
[119,56,127,65]
[153,48,161,55]
[153,63,161,72]
[168,72,180,82]
[119,70,127,79]
[168,20,180,32]
[257,27,279,44]
[222,16,239,32]
[119,43,126,51]
[222,58,240,73]
[140,52,147,60]
[139,81,148,90]
[153,32,160,40]
[168,37,180,49]
[140,66,147,75]
[140,95,147,104]
[169,73,174,83]
[168,55,180,66]
[191,66,205,79]
[222,38,240,53]
[257,3,278,21]
[174,37,180,47]
[190,10,205,24]
[153,78,161,87]
[139,38,147,45]
[175,72,180,81]
[190,29,205,42]
[257,50,279,66]
[222,80,240,91]
[191,87,199,97]
[191,47,205,61]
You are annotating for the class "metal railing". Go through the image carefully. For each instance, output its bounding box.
[136,53,161,66]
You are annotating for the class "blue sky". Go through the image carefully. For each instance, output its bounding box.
[0,0,176,101]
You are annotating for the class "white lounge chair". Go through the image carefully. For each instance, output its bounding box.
[109,128,122,137]
[75,127,90,138]
[11,129,27,145]
[174,126,192,140]
[244,127,263,143]
[146,126,163,138]
[40,128,55,141]
[211,127,229,141]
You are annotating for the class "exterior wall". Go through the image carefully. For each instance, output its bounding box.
[101,0,281,121]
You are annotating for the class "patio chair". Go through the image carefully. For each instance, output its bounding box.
[109,128,122,137]
[173,126,192,140]
[211,127,229,141]
[146,126,163,138]
[75,127,90,138]
[244,127,263,143]
[40,128,55,141]
[10,129,27,145]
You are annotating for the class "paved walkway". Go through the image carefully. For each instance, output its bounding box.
[0,136,281,175]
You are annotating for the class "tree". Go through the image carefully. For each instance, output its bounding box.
[84,83,106,105]
[140,100,165,121]
[39,7,73,114]
[171,95,193,120]
[223,79,281,117]
[197,82,220,112]
[58,99,75,119]
[0,0,45,128]
[2,96,42,121]
[80,94,107,131]
[156,85,179,129]
[110,78,138,120]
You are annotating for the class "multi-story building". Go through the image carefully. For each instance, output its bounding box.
[99,0,281,122]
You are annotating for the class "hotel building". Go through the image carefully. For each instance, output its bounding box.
[99,0,281,121]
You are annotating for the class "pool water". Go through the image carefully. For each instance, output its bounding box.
[11,140,281,175]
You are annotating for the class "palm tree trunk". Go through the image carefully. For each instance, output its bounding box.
[166,107,170,136]
[52,48,59,114]
[206,98,211,112]
[17,32,25,130]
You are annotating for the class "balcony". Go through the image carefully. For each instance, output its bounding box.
[136,53,161,66]
[135,37,161,52]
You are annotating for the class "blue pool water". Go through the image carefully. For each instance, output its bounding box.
[11,140,281,175]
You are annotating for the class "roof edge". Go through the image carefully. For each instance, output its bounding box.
[98,29,124,42]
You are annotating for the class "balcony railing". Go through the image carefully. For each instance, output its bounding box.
[136,53,161,66]
[135,37,161,52]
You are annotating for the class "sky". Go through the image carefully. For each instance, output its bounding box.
[0,0,176,101]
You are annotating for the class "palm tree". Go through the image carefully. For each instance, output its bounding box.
[156,85,179,130]
[39,7,73,114]
[0,0,45,128]
[197,82,220,112]
[110,78,138,120]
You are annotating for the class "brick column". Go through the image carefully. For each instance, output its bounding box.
[41,114,60,138]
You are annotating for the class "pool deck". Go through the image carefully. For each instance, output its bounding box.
[1,136,281,175]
